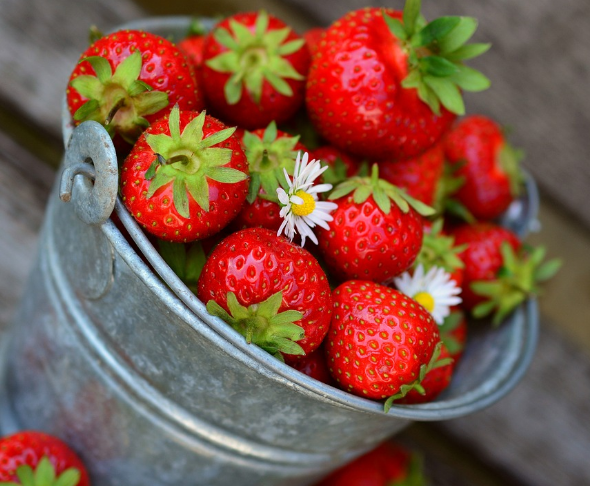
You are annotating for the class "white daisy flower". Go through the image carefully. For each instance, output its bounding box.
[276,151,338,247]
[394,264,462,324]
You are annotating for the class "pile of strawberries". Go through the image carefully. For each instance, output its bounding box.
[64,0,560,414]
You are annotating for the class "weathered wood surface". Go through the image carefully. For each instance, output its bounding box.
[1,1,589,485]
[0,130,53,327]
[0,0,144,139]
[284,0,590,230]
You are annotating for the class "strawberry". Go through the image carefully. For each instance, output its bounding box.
[452,222,521,311]
[444,115,524,220]
[290,344,334,385]
[452,222,560,323]
[306,1,490,161]
[0,431,90,486]
[178,19,209,86]
[317,165,434,284]
[121,105,249,242]
[314,441,426,486]
[67,29,203,145]
[231,121,308,231]
[326,280,444,411]
[377,142,445,206]
[202,10,310,129]
[303,27,324,56]
[197,228,332,362]
[395,343,454,404]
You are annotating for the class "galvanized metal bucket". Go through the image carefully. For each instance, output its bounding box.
[0,16,540,486]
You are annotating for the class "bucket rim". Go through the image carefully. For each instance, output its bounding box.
[59,13,540,421]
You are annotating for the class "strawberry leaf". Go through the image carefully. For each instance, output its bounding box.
[383,13,408,41]
[423,76,465,115]
[445,43,491,61]
[420,56,459,77]
[186,176,211,212]
[54,469,81,486]
[412,16,461,47]
[207,167,249,183]
[438,17,478,54]
[83,55,113,83]
[402,0,421,37]
[450,65,491,92]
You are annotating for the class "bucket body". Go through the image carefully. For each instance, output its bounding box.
[0,16,540,486]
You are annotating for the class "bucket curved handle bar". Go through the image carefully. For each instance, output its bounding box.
[59,121,119,226]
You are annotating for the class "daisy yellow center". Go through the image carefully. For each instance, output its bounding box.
[413,291,435,313]
[291,190,316,217]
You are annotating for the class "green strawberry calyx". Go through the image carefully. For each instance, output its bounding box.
[242,121,300,204]
[144,105,248,218]
[415,219,466,274]
[438,309,465,356]
[206,290,306,361]
[70,50,169,144]
[329,164,436,217]
[391,452,428,486]
[205,10,306,105]
[384,341,453,413]
[383,0,491,116]
[0,456,81,486]
[157,240,206,293]
[471,242,562,325]
[499,139,525,197]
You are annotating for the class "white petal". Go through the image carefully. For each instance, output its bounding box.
[308,183,333,194]
[277,188,290,205]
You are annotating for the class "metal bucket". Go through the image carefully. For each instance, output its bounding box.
[0,16,540,486]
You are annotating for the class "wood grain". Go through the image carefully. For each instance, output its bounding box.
[0,0,144,139]
[0,130,54,327]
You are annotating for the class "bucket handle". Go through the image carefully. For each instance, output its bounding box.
[59,121,118,226]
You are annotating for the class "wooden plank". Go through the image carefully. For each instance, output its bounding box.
[0,0,145,140]
[0,129,54,328]
[281,0,590,229]
[435,321,590,486]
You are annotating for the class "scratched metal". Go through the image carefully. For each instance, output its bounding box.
[0,16,540,486]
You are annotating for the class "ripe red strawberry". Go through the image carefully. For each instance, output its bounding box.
[312,145,359,187]
[444,115,524,220]
[326,281,443,410]
[317,165,434,284]
[67,29,203,145]
[178,19,209,86]
[396,343,454,404]
[314,441,426,486]
[377,142,445,206]
[0,431,90,486]
[121,106,249,242]
[303,27,324,56]
[197,228,332,362]
[452,222,521,311]
[452,222,560,323]
[306,2,490,161]
[202,10,310,129]
[290,344,334,385]
[231,121,308,231]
